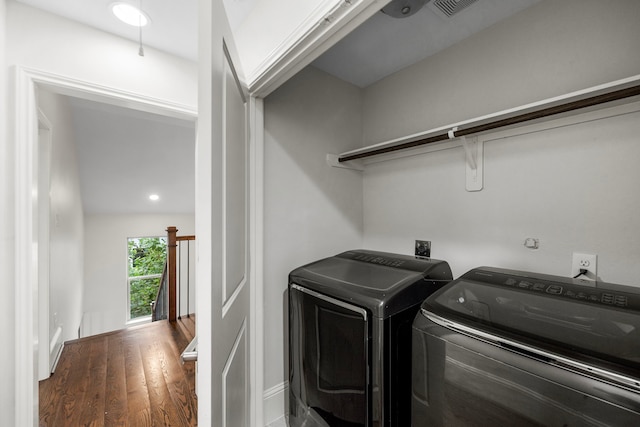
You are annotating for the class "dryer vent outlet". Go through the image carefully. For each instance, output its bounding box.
[432,0,479,17]
[415,240,431,258]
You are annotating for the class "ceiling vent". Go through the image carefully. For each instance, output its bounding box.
[381,0,430,18]
[432,0,479,17]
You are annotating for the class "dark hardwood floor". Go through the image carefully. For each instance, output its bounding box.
[39,317,197,427]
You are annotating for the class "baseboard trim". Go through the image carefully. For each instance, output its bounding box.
[263,381,288,425]
[50,342,64,374]
[49,326,63,373]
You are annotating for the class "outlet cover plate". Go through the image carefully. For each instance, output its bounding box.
[571,252,597,280]
[415,240,431,258]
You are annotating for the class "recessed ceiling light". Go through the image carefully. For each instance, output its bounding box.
[149,194,160,201]
[111,2,150,27]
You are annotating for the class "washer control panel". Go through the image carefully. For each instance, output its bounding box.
[467,268,640,310]
[502,277,630,307]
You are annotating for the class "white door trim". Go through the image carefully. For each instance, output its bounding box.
[13,65,197,427]
[36,109,52,382]
[249,95,265,426]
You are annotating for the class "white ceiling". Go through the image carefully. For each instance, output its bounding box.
[64,96,196,214]
[16,0,200,61]
[313,0,541,88]
[17,0,541,214]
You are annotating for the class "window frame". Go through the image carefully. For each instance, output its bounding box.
[126,235,167,323]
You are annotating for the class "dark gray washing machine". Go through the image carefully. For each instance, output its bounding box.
[288,249,453,427]
[412,267,640,426]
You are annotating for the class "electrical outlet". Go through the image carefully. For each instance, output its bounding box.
[571,253,597,280]
[415,240,431,258]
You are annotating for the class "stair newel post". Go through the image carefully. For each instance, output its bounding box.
[167,226,178,322]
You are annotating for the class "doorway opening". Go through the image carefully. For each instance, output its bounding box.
[14,66,198,426]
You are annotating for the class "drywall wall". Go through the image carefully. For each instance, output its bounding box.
[6,1,197,109]
[83,214,195,337]
[363,105,640,281]
[360,0,640,284]
[263,65,363,422]
[37,90,85,344]
[0,0,14,423]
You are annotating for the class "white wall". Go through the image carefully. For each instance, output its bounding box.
[263,65,363,422]
[83,214,195,337]
[37,90,85,344]
[360,0,640,283]
[363,107,640,280]
[0,0,14,422]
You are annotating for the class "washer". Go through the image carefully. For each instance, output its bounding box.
[288,249,453,427]
[412,267,640,426]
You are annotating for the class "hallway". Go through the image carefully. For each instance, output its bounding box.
[39,318,197,426]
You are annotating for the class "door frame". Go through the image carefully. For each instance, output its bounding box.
[13,65,197,426]
[36,108,52,382]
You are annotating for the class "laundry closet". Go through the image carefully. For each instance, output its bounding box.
[254,0,640,424]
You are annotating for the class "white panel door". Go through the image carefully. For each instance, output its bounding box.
[197,1,252,425]
[220,42,250,427]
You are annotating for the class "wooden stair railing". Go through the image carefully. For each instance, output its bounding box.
[152,226,196,322]
[168,226,178,322]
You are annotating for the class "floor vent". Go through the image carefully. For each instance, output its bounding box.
[432,0,479,16]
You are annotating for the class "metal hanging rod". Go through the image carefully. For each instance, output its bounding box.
[339,81,640,163]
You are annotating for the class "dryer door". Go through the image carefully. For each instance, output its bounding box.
[289,284,370,427]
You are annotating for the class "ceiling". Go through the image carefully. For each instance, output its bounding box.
[63,95,196,215]
[16,0,200,61]
[17,0,541,214]
[313,0,541,88]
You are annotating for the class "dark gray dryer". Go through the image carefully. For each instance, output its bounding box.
[288,249,453,427]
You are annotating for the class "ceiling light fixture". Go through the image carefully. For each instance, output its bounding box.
[111,2,149,27]
[149,194,160,201]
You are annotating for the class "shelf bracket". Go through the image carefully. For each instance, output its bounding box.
[461,135,483,192]
[327,154,364,171]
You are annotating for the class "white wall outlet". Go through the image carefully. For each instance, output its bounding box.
[571,253,597,280]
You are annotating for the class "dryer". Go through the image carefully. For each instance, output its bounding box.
[288,249,453,426]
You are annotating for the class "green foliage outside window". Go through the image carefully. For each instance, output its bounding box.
[128,237,167,319]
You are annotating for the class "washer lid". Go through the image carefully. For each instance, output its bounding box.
[422,267,640,381]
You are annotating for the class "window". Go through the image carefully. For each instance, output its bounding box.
[127,236,167,320]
